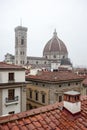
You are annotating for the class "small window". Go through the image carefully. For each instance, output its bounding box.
[35,92,38,101]
[8,89,15,100]
[42,94,45,103]
[20,61,22,64]
[59,96,62,102]
[43,84,45,87]
[68,83,70,86]
[63,56,65,59]
[30,90,32,98]
[36,61,38,64]
[54,55,56,58]
[59,85,61,87]
[27,61,29,64]
[45,56,47,59]
[36,83,38,85]
[9,111,15,114]
[21,38,24,45]
[76,83,78,85]
[8,73,14,81]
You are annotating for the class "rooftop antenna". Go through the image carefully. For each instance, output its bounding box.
[20,18,22,26]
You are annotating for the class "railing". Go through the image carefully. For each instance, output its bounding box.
[5,96,19,103]
[8,79,15,83]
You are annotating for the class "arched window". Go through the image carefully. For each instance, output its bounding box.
[21,38,24,45]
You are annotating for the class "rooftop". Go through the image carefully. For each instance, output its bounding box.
[26,71,84,83]
[0,96,87,130]
[0,62,25,70]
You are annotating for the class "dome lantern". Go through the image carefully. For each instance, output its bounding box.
[53,29,57,37]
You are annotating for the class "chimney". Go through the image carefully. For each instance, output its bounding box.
[64,91,81,114]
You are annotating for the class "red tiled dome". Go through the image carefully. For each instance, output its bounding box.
[43,30,68,56]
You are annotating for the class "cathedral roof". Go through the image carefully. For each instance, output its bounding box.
[43,30,68,55]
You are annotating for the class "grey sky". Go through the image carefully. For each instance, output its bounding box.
[0,0,87,67]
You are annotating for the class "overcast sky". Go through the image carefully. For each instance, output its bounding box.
[0,0,87,67]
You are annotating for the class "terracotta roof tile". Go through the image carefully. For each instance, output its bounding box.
[0,97,87,130]
[0,62,25,70]
[26,71,84,83]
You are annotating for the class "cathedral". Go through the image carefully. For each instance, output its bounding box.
[4,25,72,71]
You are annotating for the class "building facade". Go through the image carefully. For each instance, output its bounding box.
[0,62,26,116]
[4,26,72,71]
[26,71,84,109]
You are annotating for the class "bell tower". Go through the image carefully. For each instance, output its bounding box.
[15,26,28,66]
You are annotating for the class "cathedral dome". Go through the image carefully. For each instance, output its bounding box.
[43,30,68,59]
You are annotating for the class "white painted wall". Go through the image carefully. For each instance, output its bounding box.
[0,70,25,83]
[29,68,41,75]
[64,101,81,114]
[2,88,21,115]
[51,62,60,71]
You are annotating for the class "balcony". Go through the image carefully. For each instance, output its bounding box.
[8,79,15,83]
[5,96,19,106]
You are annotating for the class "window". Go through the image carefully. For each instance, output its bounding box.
[36,61,38,64]
[54,55,56,58]
[20,51,22,55]
[30,90,32,98]
[68,83,70,86]
[59,96,62,102]
[63,56,65,59]
[45,56,47,59]
[8,73,14,81]
[59,85,61,87]
[9,111,15,114]
[8,89,15,100]
[21,38,24,45]
[76,83,78,85]
[27,61,29,64]
[36,83,38,85]
[35,92,38,101]
[42,94,45,103]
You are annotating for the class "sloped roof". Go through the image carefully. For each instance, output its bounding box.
[82,77,87,86]
[0,62,25,70]
[26,71,84,83]
[0,97,87,130]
